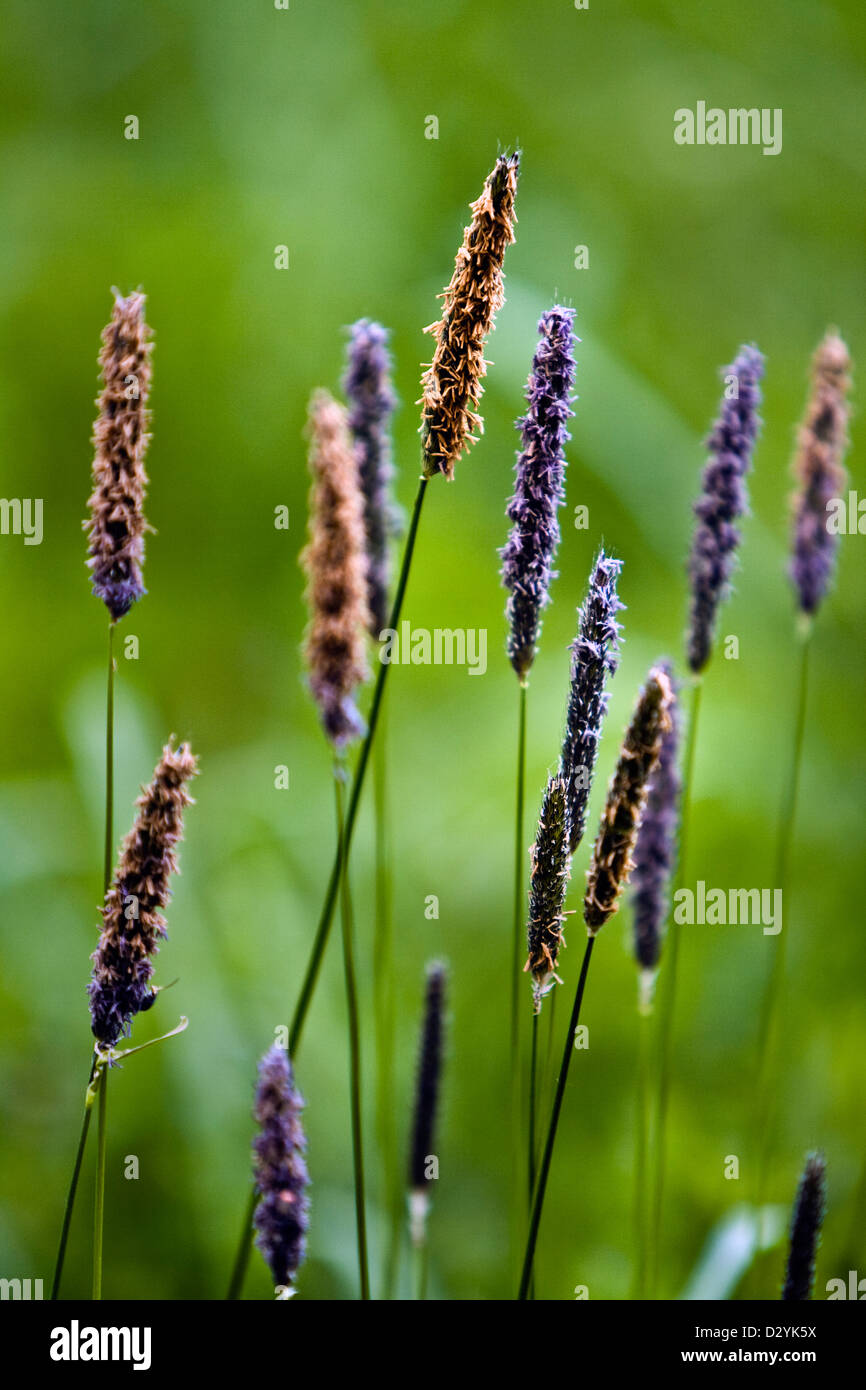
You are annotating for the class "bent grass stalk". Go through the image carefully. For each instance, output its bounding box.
[753,622,812,1226]
[632,1005,652,1299]
[288,476,428,1055]
[373,697,401,1300]
[225,477,429,1300]
[52,622,116,1300]
[509,679,527,1287]
[92,621,115,1301]
[649,674,702,1296]
[334,764,370,1300]
[519,937,595,1300]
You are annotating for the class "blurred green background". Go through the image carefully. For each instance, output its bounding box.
[0,0,863,1301]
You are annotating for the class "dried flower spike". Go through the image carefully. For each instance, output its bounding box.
[584,667,673,935]
[85,290,153,622]
[790,332,851,615]
[782,1151,826,1300]
[89,741,198,1048]
[500,307,577,680]
[344,319,399,636]
[421,152,519,479]
[630,661,680,1000]
[687,345,764,672]
[408,962,447,1244]
[253,1044,310,1294]
[525,775,571,1012]
[301,390,371,748]
[559,550,624,854]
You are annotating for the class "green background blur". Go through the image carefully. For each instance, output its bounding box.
[1,0,863,1301]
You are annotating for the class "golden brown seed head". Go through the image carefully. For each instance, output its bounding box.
[420,153,519,480]
[583,667,674,935]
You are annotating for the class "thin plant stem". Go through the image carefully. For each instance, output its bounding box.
[104,622,115,893]
[510,682,528,1286]
[50,1055,98,1300]
[648,674,702,1297]
[632,1006,652,1299]
[226,1185,258,1301]
[753,621,812,1221]
[528,1011,539,1205]
[92,1060,108,1300]
[413,1239,430,1301]
[53,623,116,1301]
[518,936,595,1301]
[288,476,428,1056]
[335,765,370,1301]
[225,476,429,1298]
[225,476,428,1299]
[372,696,400,1299]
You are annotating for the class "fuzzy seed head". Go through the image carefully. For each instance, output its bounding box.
[525,775,571,1011]
[630,662,681,974]
[782,1151,826,1301]
[687,345,764,672]
[421,153,519,479]
[559,550,624,853]
[253,1045,310,1291]
[301,391,371,748]
[343,319,399,636]
[89,741,198,1048]
[409,962,447,1196]
[500,306,577,679]
[584,667,674,935]
[85,290,153,621]
[790,332,851,614]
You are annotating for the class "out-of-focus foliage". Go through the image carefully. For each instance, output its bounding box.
[0,0,863,1300]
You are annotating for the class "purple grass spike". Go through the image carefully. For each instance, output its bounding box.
[500,306,577,681]
[629,661,681,1008]
[687,344,764,672]
[253,1044,310,1296]
[781,1151,826,1301]
[408,961,447,1246]
[343,319,399,637]
[790,331,852,616]
[525,774,571,1012]
[559,549,624,854]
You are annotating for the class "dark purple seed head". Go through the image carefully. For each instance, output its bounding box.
[782,1151,826,1301]
[500,306,577,680]
[526,774,571,1012]
[687,345,764,672]
[559,549,624,853]
[408,962,447,1196]
[630,661,681,981]
[253,1045,310,1292]
[790,332,851,615]
[343,319,399,636]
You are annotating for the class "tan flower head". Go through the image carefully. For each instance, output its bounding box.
[85,289,153,621]
[584,666,674,935]
[301,391,371,748]
[89,741,198,1048]
[420,152,519,480]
